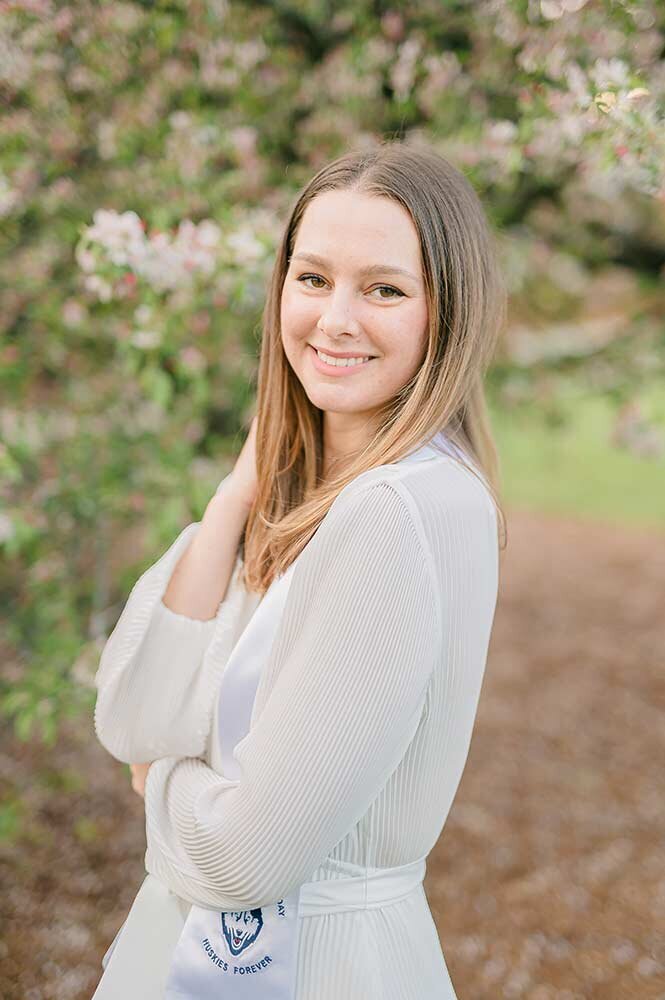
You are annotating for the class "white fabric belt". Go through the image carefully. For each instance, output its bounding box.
[95,858,428,999]
[297,855,427,918]
[160,853,428,995]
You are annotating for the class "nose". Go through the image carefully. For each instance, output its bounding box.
[317,287,362,338]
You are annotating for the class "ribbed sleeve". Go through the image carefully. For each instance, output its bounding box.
[143,480,440,911]
[93,520,244,764]
[107,601,215,756]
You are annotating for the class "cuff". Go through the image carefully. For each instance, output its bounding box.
[144,755,220,858]
[155,598,219,630]
[143,756,212,894]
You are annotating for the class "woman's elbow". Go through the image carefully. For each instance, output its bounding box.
[93,695,135,764]
[199,871,301,912]
[180,827,307,911]
[213,849,313,911]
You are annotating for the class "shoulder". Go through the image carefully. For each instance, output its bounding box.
[315,468,439,585]
[306,455,497,583]
[338,454,496,526]
[331,457,498,591]
[303,472,437,586]
[320,473,428,552]
[296,472,444,643]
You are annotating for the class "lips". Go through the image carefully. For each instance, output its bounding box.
[308,344,375,374]
[309,344,377,360]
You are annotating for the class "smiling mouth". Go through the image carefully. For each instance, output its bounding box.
[309,344,376,360]
[308,344,376,368]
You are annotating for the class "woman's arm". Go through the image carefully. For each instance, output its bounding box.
[160,476,252,621]
[141,480,446,912]
[160,414,258,620]
[93,475,253,764]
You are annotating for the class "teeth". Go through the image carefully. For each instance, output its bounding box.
[315,349,371,367]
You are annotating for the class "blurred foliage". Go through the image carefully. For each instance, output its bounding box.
[488,385,665,527]
[1,0,664,743]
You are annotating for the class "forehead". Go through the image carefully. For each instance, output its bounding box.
[292,189,422,270]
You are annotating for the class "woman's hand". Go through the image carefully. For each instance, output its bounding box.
[129,762,152,799]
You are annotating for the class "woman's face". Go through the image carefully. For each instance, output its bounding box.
[280,189,429,446]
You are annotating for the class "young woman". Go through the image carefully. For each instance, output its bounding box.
[92,141,507,1000]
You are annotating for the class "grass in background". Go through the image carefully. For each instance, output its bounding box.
[489,386,665,532]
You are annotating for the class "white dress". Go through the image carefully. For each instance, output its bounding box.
[92,433,500,999]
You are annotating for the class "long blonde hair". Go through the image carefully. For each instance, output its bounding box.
[240,140,508,596]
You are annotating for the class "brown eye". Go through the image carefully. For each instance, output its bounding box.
[297,274,327,289]
[297,275,404,299]
[371,285,404,299]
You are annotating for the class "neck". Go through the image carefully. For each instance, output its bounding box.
[321,411,379,475]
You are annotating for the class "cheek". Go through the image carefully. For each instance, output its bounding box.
[387,306,429,368]
[281,286,315,339]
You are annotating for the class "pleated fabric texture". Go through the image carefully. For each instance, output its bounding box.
[93,442,500,1000]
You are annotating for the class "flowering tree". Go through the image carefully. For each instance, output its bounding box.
[0,0,663,741]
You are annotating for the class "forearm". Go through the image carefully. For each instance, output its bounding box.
[162,478,249,621]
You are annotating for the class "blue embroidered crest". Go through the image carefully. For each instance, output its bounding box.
[220,909,264,956]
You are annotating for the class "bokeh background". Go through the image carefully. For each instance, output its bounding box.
[1,1,664,998]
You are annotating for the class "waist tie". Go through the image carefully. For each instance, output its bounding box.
[95,857,429,999]
[297,855,427,918]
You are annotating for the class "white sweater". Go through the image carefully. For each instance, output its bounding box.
[93,438,500,999]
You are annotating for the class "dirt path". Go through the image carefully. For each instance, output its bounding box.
[1,509,664,999]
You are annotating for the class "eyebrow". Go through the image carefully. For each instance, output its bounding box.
[291,252,420,283]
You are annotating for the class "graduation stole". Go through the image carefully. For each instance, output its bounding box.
[164,559,301,999]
